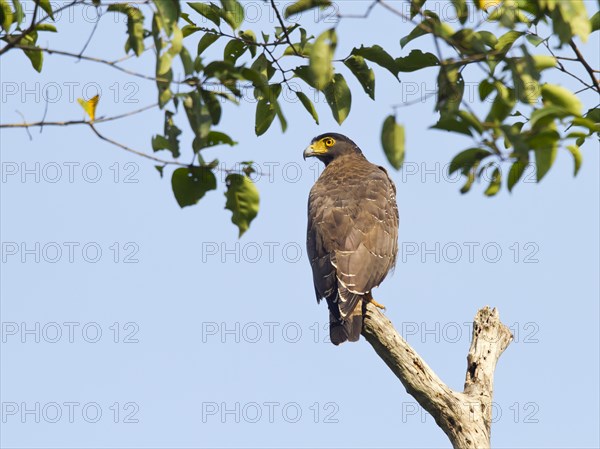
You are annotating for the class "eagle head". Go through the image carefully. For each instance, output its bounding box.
[303,133,363,165]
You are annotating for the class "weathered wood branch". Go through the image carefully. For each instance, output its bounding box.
[362,303,513,449]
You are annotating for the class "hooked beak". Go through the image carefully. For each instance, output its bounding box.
[303,144,316,160]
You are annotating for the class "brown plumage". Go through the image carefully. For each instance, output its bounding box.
[304,133,399,345]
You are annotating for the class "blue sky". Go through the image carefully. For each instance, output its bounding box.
[1,1,599,448]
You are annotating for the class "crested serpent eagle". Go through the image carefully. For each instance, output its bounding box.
[304,133,399,345]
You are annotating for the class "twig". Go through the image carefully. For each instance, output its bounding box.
[15,111,32,140]
[543,39,595,91]
[269,0,299,56]
[0,103,158,128]
[336,0,379,20]
[78,7,102,59]
[13,45,181,84]
[88,123,188,167]
[569,39,600,92]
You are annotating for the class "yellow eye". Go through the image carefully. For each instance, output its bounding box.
[324,138,334,147]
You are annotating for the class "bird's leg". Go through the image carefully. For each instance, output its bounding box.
[365,292,386,311]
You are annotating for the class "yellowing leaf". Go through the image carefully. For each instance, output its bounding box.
[476,0,502,11]
[77,94,99,121]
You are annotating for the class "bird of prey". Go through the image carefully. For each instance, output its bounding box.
[304,133,399,345]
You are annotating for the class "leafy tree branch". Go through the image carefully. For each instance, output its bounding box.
[1,0,598,234]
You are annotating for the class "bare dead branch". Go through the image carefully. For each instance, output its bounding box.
[362,303,512,448]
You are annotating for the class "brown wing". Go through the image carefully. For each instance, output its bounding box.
[306,155,398,323]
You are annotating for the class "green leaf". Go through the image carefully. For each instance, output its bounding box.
[395,50,439,72]
[566,145,582,176]
[494,30,524,52]
[152,110,181,158]
[591,11,600,33]
[157,52,173,76]
[343,55,375,99]
[11,0,23,25]
[526,128,560,149]
[458,110,484,134]
[484,167,501,197]
[107,3,145,56]
[202,131,237,149]
[526,34,545,46]
[451,0,468,24]
[295,90,319,124]
[410,0,426,18]
[478,30,498,48]
[448,148,491,175]
[534,146,558,182]
[431,116,472,136]
[459,163,477,194]
[400,19,431,48]
[255,85,282,136]
[21,33,42,72]
[541,83,582,116]
[529,105,570,128]
[38,0,53,19]
[436,65,464,116]
[155,165,165,178]
[507,158,528,192]
[450,29,488,55]
[294,65,317,89]
[532,55,557,71]
[225,174,259,237]
[310,28,336,89]
[250,53,275,81]
[167,24,183,56]
[151,135,171,152]
[0,0,13,32]
[485,83,516,123]
[323,73,351,125]
[200,89,222,125]
[183,91,211,141]
[172,167,217,208]
[155,0,180,35]
[351,45,398,78]
[239,29,257,57]
[284,0,331,18]
[180,46,194,76]
[188,2,221,26]
[381,115,405,169]
[553,1,591,43]
[478,79,494,101]
[220,0,244,30]
[198,33,220,54]
[224,39,246,63]
[34,23,56,32]
[400,12,453,49]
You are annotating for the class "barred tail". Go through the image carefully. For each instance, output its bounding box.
[328,300,363,345]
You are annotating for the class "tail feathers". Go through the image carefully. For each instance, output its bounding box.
[329,302,363,345]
